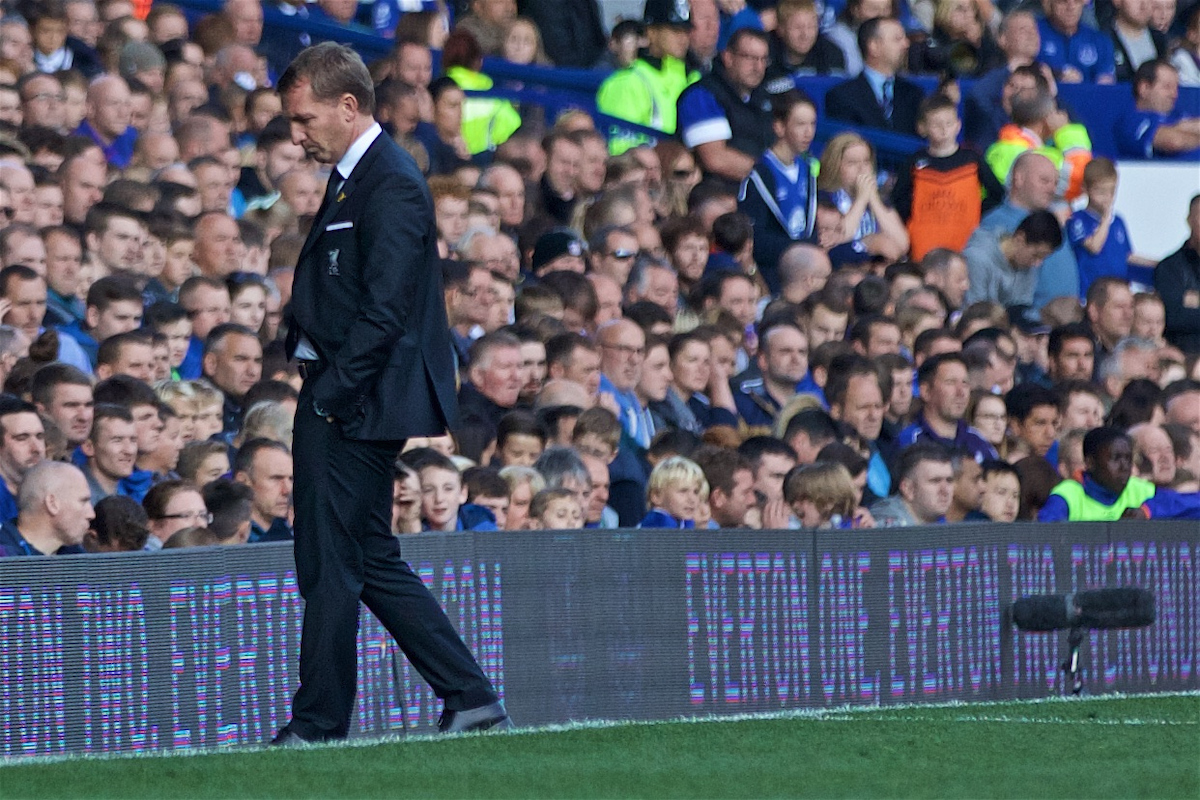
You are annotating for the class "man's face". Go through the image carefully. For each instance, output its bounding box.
[90,216,144,272]
[282,78,356,166]
[396,43,433,87]
[1063,391,1103,431]
[641,267,679,315]
[836,374,885,441]
[595,231,639,285]
[245,447,294,524]
[40,383,92,446]
[53,470,95,547]
[1134,425,1175,486]
[545,140,581,196]
[577,137,608,195]
[923,362,970,423]
[0,23,33,71]
[952,457,984,513]
[1,166,34,223]
[129,402,162,457]
[999,12,1040,61]
[805,306,847,349]
[1046,0,1085,32]
[718,276,757,327]
[1009,236,1055,271]
[435,197,468,246]
[261,141,306,187]
[0,411,45,482]
[4,233,45,273]
[227,0,263,45]
[489,167,525,228]
[636,345,673,404]
[581,453,610,524]
[722,34,769,92]
[66,1,99,45]
[599,322,645,392]
[89,79,132,140]
[106,342,156,383]
[194,216,244,277]
[870,19,910,72]
[62,159,106,225]
[470,234,520,282]
[903,459,955,523]
[21,75,66,129]
[780,8,819,56]
[1089,437,1133,494]
[455,267,495,326]
[1090,286,1134,344]
[33,186,64,228]
[927,257,970,309]
[761,327,808,387]
[472,345,522,408]
[88,299,142,341]
[865,322,901,358]
[559,346,602,396]
[518,341,546,400]
[715,468,756,527]
[1141,65,1179,114]
[90,418,137,480]
[184,285,231,340]
[4,276,47,340]
[205,333,263,398]
[980,471,1020,522]
[1166,391,1200,434]
[753,452,796,503]
[1051,336,1094,380]
[1013,156,1057,210]
[194,164,232,213]
[1015,404,1060,456]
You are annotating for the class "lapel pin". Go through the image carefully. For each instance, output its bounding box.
[337,192,346,202]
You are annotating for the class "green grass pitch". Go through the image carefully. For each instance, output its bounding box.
[3,694,1197,799]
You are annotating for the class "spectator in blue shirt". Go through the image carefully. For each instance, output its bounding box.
[1036,0,1115,83]
[1067,157,1159,296]
[0,396,46,526]
[1114,60,1200,159]
[0,461,92,557]
[75,76,139,168]
[898,353,999,463]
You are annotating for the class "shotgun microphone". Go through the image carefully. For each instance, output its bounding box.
[1011,588,1155,632]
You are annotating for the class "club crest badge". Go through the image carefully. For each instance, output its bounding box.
[328,248,340,276]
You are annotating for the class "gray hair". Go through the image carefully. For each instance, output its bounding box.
[534,446,589,492]
[1099,337,1158,382]
[278,42,375,116]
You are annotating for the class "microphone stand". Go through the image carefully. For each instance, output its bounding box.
[1062,626,1084,695]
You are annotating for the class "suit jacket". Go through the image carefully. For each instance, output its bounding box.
[287,133,459,441]
[824,73,923,137]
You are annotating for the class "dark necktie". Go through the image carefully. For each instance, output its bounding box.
[881,78,894,121]
[318,169,342,214]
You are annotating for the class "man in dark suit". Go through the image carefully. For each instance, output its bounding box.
[273,43,510,745]
[824,17,924,137]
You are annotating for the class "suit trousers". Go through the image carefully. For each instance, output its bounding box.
[289,378,498,740]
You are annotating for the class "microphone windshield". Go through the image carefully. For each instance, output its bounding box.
[1011,588,1155,631]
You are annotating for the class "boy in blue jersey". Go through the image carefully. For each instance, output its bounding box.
[739,89,819,294]
[1067,158,1158,295]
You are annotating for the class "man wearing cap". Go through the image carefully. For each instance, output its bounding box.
[596,0,699,153]
[76,75,137,169]
[531,228,587,278]
[118,42,166,94]
[1008,305,1053,386]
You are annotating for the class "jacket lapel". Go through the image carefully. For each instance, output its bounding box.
[297,135,389,263]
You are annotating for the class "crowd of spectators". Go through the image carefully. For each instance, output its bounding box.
[0,0,1196,558]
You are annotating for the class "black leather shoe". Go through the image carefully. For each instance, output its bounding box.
[438,701,513,734]
[270,728,314,747]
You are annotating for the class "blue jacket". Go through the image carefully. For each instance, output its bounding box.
[638,509,695,529]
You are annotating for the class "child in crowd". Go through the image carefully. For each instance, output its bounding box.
[783,461,860,528]
[411,449,497,532]
[501,17,548,66]
[892,94,1005,261]
[603,19,645,70]
[464,467,512,529]
[639,456,708,528]
[1067,158,1158,296]
[191,381,225,441]
[739,90,819,293]
[973,459,1022,522]
[494,410,547,467]
[817,132,909,262]
[530,487,584,530]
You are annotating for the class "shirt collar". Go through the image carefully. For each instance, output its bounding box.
[334,121,382,181]
[862,66,891,100]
